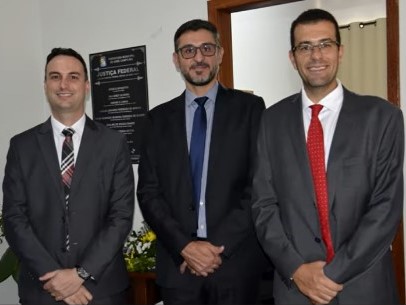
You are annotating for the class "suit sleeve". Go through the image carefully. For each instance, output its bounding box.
[2,138,61,277]
[79,135,135,280]
[137,112,192,265]
[251,112,305,279]
[210,96,266,258]
[324,108,404,284]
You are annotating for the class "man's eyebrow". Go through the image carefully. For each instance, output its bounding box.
[47,71,81,75]
[297,38,335,44]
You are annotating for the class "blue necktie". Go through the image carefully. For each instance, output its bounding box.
[190,97,208,211]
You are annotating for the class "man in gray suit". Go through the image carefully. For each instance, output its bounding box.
[2,48,134,305]
[252,9,403,304]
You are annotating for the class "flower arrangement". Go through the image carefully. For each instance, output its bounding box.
[124,221,156,273]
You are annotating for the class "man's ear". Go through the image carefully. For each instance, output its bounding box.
[217,46,224,65]
[289,50,298,70]
[173,52,180,72]
[338,44,344,64]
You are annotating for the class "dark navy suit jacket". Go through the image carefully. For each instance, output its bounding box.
[137,85,268,288]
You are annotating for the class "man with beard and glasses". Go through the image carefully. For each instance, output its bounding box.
[137,19,268,304]
[252,9,403,304]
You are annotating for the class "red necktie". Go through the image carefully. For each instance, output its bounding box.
[307,105,334,263]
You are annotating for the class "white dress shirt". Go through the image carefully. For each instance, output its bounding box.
[51,114,86,166]
[302,80,344,168]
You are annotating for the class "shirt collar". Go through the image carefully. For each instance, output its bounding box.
[301,79,344,112]
[185,82,219,107]
[51,114,86,137]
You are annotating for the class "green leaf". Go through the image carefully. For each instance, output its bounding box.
[0,247,19,283]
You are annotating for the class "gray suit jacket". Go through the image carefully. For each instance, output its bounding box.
[2,116,134,303]
[252,87,404,304]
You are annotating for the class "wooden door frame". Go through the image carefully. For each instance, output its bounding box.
[207,0,404,302]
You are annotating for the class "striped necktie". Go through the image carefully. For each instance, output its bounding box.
[61,127,75,251]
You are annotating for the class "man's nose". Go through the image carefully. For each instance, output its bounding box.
[194,47,205,60]
[310,46,323,58]
[59,77,69,88]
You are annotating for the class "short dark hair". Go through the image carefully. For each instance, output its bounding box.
[45,47,88,80]
[290,9,341,50]
[173,19,221,51]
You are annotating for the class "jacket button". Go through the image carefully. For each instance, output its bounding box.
[314,237,321,243]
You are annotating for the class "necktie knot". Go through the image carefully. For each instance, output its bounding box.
[62,128,75,138]
[194,96,208,107]
[310,104,323,117]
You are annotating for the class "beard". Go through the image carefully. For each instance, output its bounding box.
[181,62,219,87]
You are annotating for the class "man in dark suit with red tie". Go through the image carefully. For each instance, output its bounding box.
[137,19,268,304]
[252,9,403,304]
[2,48,134,305]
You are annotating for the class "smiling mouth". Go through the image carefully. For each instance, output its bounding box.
[57,93,73,97]
[308,65,327,72]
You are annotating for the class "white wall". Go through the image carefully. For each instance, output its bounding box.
[232,0,385,106]
[0,0,44,302]
[0,1,207,303]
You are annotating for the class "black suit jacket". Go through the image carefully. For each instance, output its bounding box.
[2,116,134,302]
[252,87,404,304]
[137,85,268,288]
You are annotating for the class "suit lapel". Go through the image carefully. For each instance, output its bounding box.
[327,88,356,210]
[173,95,193,185]
[163,93,194,200]
[182,98,195,199]
[207,86,228,179]
[289,95,316,202]
[172,94,189,157]
[37,118,65,203]
[69,116,98,194]
[287,95,324,238]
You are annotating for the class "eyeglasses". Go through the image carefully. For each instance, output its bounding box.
[177,43,219,59]
[292,40,340,55]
